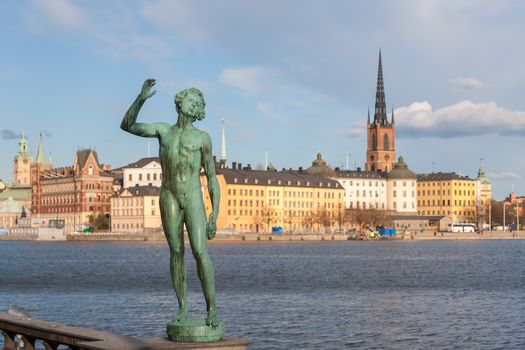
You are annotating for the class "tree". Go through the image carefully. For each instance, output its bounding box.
[347,208,391,229]
[253,205,275,232]
[88,213,110,231]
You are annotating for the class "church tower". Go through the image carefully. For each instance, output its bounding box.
[365,50,396,172]
[13,133,33,186]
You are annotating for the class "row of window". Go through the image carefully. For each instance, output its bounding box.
[419,181,475,187]
[127,172,162,182]
[419,199,476,207]
[113,222,144,229]
[418,210,475,217]
[418,189,475,196]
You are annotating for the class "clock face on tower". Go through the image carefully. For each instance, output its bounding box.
[385,155,390,160]
[370,155,375,161]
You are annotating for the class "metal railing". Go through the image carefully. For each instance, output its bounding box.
[0,312,248,350]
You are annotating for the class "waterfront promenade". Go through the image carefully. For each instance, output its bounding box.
[0,230,523,242]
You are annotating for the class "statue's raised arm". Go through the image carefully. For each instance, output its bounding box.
[121,79,165,138]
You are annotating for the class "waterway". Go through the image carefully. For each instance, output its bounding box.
[1,240,524,349]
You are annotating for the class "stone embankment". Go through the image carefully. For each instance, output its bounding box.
[1,231,523,242]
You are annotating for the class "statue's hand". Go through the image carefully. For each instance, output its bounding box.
[140,79,157,99]
[206,213,217,240]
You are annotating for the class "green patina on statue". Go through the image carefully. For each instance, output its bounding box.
[121,79,223,342]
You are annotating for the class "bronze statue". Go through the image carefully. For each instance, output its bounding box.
[121,79,222,341]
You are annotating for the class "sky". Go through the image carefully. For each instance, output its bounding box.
[1,0,524,200]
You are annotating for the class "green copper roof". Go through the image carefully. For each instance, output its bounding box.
[477,166,491,184]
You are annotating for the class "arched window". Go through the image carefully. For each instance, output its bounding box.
[384,134,389,151]
[372,133,377,150]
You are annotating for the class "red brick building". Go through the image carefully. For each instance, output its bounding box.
[32,150,114,233]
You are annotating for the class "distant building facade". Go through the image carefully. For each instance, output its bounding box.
[12,134,32,187]
[200,165,345,233]
[118,157,162,188]
[417,172,478,222]
[111,185,161,233]
[386,156,417,213]
[32,150,114,233]
[476,165,492,225]
[335,170,387,210]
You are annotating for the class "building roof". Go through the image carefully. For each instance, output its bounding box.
[477,166,491,184]
[387,156,416,180]
[0,186,31,201]
[217,168,342,189]
[76,149,100,169]
[416,172,475,182]
[114,157,160,171]
[305,152,336,177]
[118,185,161,197]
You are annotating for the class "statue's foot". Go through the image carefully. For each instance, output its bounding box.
[206,308,220,328]
[171,307,188,324]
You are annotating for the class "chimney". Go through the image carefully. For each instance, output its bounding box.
[232,162,237,169]
[238,163,242,170]
[298,167,303,172]
[335,167,340,171]
[357,167,362,172]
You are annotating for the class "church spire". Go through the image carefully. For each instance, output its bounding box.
[220,118,227,166]
[367,106,371,124]
[36,133,46,164]
[374,49,388,126]
[391,105,395,124]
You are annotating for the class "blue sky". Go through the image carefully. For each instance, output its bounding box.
[1,0,524,200]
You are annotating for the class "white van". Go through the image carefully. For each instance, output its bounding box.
[448,223,476,233]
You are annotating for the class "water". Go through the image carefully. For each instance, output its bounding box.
[1,240,525,349]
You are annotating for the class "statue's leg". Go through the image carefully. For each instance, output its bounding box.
[160,189,187,323]
[185,197,219,326]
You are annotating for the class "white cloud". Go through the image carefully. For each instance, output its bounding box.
[487,172,521,180]
[30,0,87,29]
[452,77,489,89]
[219,67,273,95]
[395,100,525,138]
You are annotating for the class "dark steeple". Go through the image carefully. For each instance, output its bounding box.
[373,49,388,126]
[391,105,395,124]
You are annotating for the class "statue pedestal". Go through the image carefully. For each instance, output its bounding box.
[167,318,224,342]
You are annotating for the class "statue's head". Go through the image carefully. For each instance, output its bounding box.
[174,87,205,121]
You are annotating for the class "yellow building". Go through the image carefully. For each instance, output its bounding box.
[111,185,162,233]
[417,172,478,222]
[201,167,345,233]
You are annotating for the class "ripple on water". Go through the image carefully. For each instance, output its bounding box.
[1,240,525,349]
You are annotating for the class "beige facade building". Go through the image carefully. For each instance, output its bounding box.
[111,186,162,233]
[417,172,478,223]
[200,166,345,233]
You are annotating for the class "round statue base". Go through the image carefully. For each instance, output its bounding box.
[166,318,224,342]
